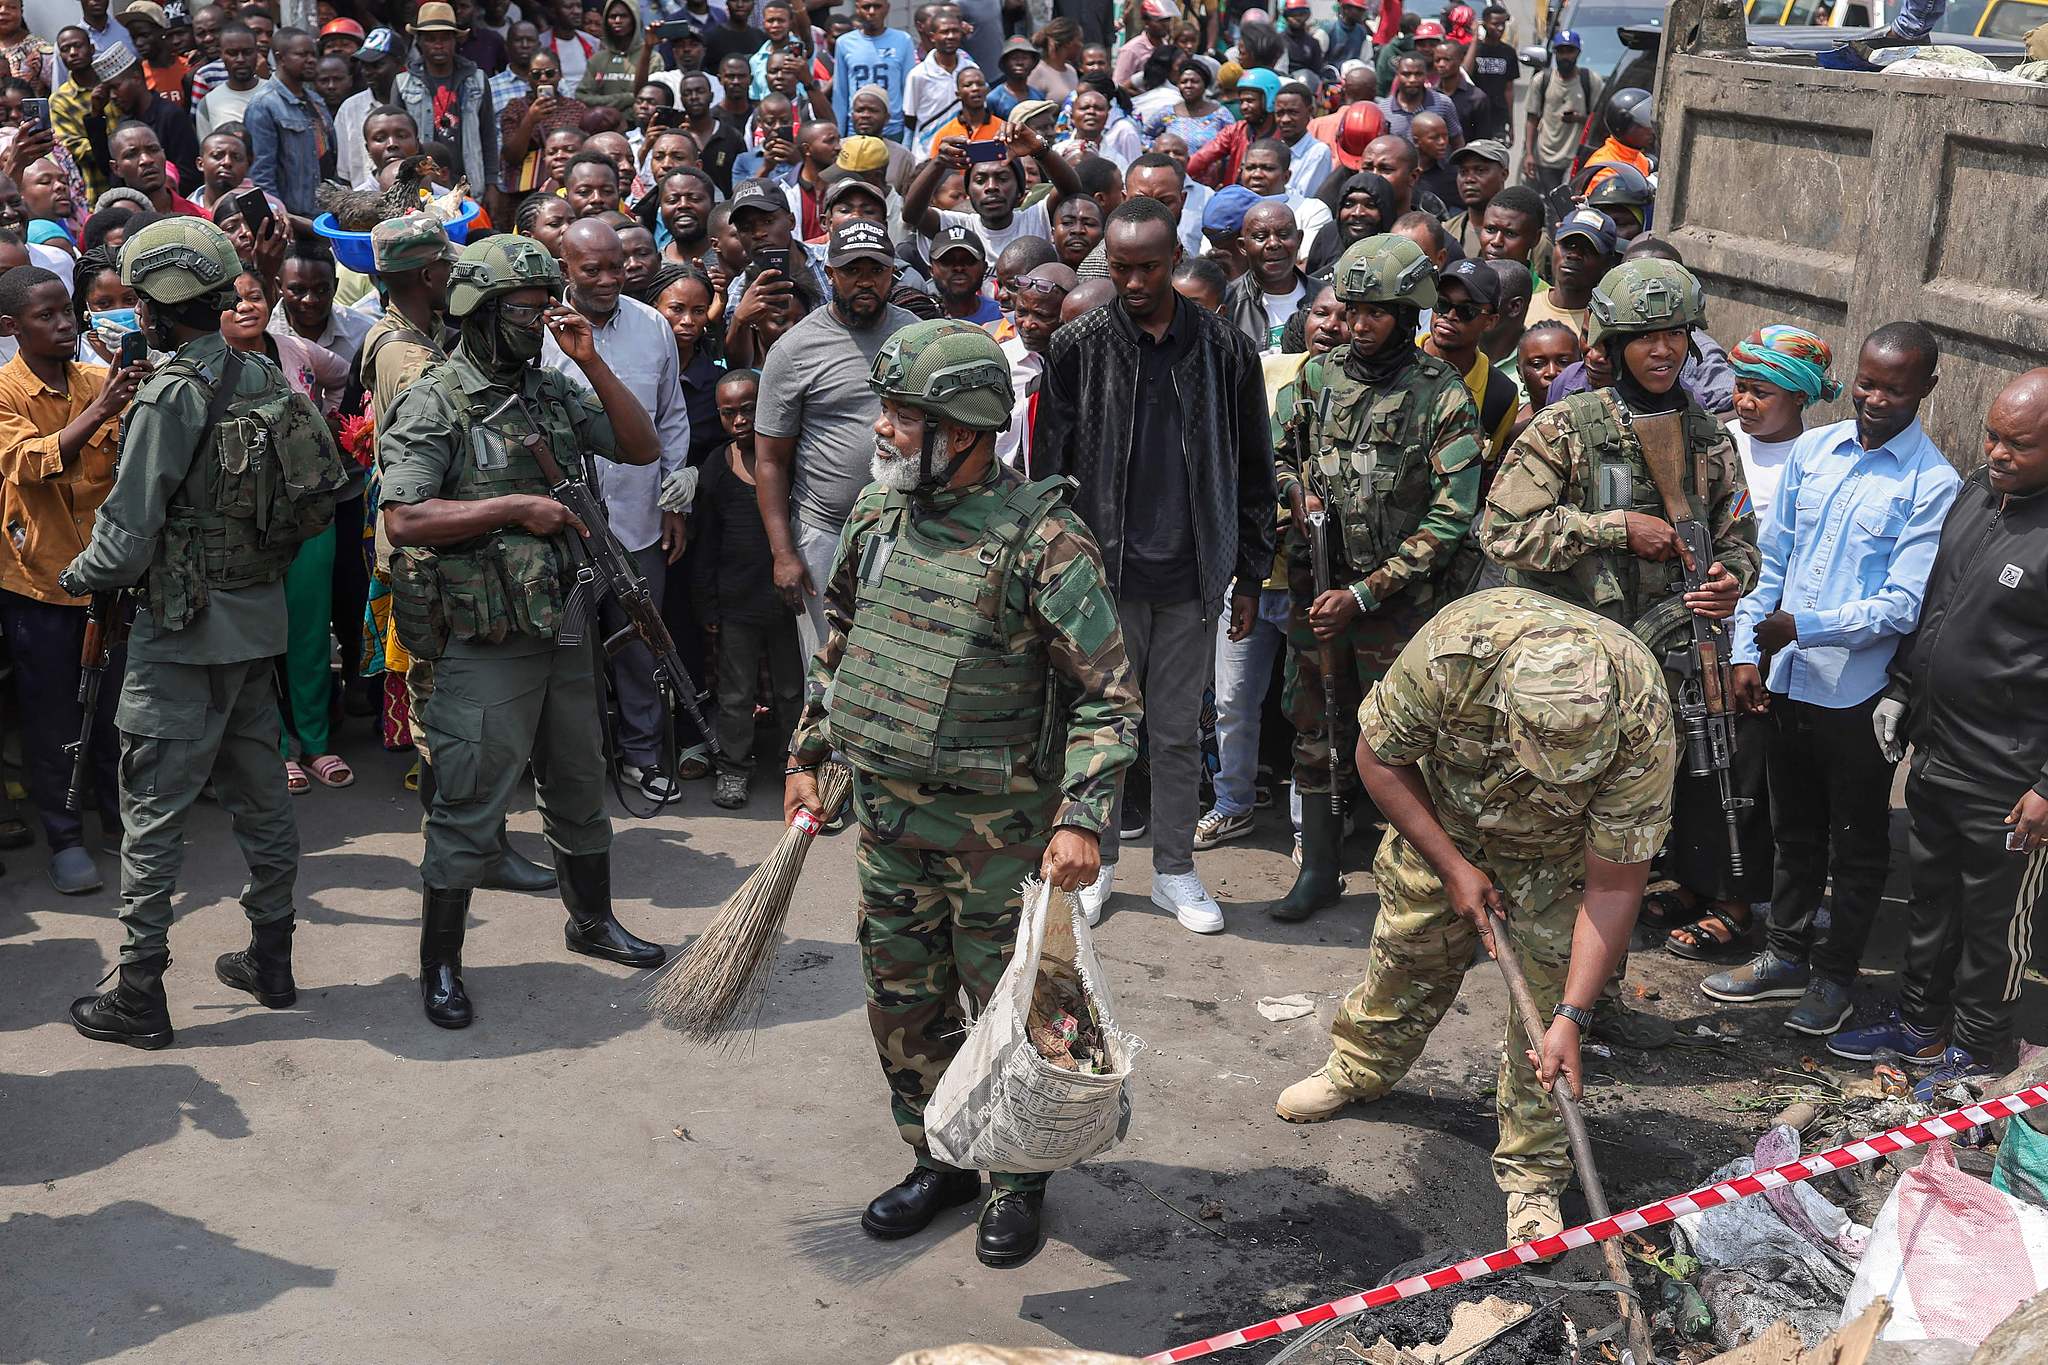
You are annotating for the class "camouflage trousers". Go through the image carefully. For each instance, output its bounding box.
[855,829,1050,1194]
[1326,829,1580,1197]
[1283,555,1429,796]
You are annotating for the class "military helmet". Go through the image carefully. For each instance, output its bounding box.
[119,216,240,306]
[1333,233,1438,309]
[1586,258,1704,348]
[868,319,1014,431]
[445,235,563,319]
[1582,161,1653,210]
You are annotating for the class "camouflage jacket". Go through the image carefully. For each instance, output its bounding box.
[1359,587,1678,864]
[1275,346,1484,612]
[1479,388,1759,648]
[790,463,1143,853]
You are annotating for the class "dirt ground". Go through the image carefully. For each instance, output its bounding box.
[3,741,2041,1364]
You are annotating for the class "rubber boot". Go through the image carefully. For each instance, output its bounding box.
[558,851,665,968]
[420,888,474,1029]
[480,834,557,893]
[216,916,298,1007]
[69,953,175,1049]
[1268,798,1345,922]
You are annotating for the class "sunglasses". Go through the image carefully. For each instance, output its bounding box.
[1440,299,1489,322]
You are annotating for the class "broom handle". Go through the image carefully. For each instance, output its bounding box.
[1488,911,1653,1365]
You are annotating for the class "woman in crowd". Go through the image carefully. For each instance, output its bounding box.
[1143,54,1234,155]
[1031,19,1085,104]
[1724,324,1839,527]
[498,49,590,199]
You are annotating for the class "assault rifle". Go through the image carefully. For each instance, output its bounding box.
[64,591,128,813]
[1292,387,1343,817]
[494,394,719,776]
[1664,518,1751,877]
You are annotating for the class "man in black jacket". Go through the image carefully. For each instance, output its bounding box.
[1830,368,2048,1094]
[1033,197,1275,935]
[1224,200,1312,353]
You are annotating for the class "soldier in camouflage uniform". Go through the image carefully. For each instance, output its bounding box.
[63,217,350,1049]
[785,319,1140,1271]
[377,236,669,1031]
[1269,234,1484,923]
[1480,260,1767,1021]
[1275,589,1677,1245]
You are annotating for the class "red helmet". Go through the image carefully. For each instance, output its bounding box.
[1446,6,1477,41]
[1414,19,1446,39]
[1336,102,1381,164]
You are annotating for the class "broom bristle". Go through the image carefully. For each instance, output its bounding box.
[647,764,852,1041]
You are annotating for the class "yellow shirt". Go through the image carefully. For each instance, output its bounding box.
[0,355,119,604]
[1524,288,1590,343]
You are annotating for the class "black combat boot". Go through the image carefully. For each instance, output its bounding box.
[861,1168,982,1240]
[976,1187,1047,1267]
[480,834,557,893]
[69,954,174,1049]
[420,888,474,1029]
[1268,799,1345,922]
[216,916,298,1007]
[558,852,665,968]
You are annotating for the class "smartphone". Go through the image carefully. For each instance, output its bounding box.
[750,246,789,278]
[649,107,686,130]
[20,96,48,132]
[118,330,147,368]
[535,81,558,100]
[650,18,698,39]
[237,187,273,235]
[2009,830,2031,853]
[963,139,1008,164]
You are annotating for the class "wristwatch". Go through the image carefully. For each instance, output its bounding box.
[1552,1002,1595,1031]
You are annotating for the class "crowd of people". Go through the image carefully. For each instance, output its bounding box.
[2,0,2045,1271]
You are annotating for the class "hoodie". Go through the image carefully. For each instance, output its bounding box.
[580,0,668,112]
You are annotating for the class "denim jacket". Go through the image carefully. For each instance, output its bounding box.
[243,77,333,217]
[394,55,499,192]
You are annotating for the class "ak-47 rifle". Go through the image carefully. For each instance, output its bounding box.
[1292,388,1343,817]
[1632,410,1750,878]
[64,591,128,813]
[494,393,720,777]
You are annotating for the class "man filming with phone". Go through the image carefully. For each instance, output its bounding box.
[901,117,1081,260]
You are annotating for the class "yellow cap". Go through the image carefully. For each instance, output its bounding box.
[838,136,891,173]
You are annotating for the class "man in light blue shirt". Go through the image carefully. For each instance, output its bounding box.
[831,0,914,138]
[1705,322,1961,1036]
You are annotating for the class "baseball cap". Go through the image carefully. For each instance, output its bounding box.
[826,220,896,268]
[92,45,141,82]
[356,26,398,59]
[1281,0,1310,11]
[119,1,168,30]
[1142,0,1181,16]
[1554,207,1618,255]
[728,179,790,220]
[1438,258,1501,311]
[1202,184,1263,235]
[1550,27,1583,48]
[1500,631,1620,786]
[930,224,987,263]
[820,175,886,213]
[372,211,458,273]
[321,17,366,41]
[837,135,892,173]
[1414,18,1446,39]
[1450,138,1512,169]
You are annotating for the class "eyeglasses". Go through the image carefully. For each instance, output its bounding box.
[1012,276,1068,299]
[1440,300,1488,322]
[498,300,549,326]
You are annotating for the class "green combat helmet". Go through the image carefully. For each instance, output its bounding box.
[1586,258,1705,348]
[119,216,240,307]
[1332,232,1438,309]
[445,235,563,318]
[868,319,1015,491]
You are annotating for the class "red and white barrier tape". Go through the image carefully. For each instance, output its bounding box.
[1143,1083,2048,1363]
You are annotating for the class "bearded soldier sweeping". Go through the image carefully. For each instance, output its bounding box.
[785,319,1140,1270]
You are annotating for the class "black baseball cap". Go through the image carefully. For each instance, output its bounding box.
[826,220,896,267]
[930,224,987,263]
[1439,258,1502,310]
[727,179,789,221]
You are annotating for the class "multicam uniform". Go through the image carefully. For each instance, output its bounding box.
[788,322,1141,1200]
[1315,589,1677,1197]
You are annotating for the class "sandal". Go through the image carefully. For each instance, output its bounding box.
[675,747,713,781]
[1640,887,1697,930]
[306,754,355,788]
[284,760,310,795]
[1666,903,1755,962]
[404,759,421,792]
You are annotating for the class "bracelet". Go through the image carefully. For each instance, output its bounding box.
[784,764,816,775]
[1552,1002,1594,1031]
[1349,585,1372,615]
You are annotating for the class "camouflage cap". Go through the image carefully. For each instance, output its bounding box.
[119,216,240,306]
[1587,258,1704,348]
[1497,628,1620,787]
[371,211,457,274]
[869,319,1014,431]
[445,235,563,318]
[1333,233,1438,309]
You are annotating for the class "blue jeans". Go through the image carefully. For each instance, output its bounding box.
[1209,588,1291,819]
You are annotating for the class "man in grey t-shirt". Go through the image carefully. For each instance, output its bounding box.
[754,222,920,661]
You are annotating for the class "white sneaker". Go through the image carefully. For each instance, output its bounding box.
[1077,863,1116,926]
[1152,870,1224,934]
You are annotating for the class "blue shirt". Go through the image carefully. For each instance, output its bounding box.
[833,29,916,137]
[986,81,1041,119]
[1732,417,1961,707]
[1378,89,1464,144]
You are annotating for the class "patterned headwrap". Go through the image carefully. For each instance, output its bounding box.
[1730,325,1842,406]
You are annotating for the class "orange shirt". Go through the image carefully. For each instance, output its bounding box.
[931,112,1005,147]
[0,356,119,604]
[146,55,193,107]
[1583,137,1652,189]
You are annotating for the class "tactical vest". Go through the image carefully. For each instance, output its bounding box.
[1505,389,1723,652]
[824,477,1070,795]
[390,369,587,659]
[144,349,349,631]
[1295,348,1462,607]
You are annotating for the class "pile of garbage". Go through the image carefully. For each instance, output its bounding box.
[1028,959,1114,1076]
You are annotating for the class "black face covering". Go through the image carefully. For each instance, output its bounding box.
[461,299,545,379]
[1606,333,1692,415]
[1345,303,1420,386]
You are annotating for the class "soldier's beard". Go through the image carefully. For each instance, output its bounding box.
[870,443,922,491]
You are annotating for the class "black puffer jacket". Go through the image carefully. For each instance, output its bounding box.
[1031,298,1276,610]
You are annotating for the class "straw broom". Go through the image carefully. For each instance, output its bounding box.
[647,763,852,1041]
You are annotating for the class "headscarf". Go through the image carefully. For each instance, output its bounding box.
[1730,324,1842,407]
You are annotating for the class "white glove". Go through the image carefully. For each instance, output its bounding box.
[1872,697,1907,764]
[658,465,699,514]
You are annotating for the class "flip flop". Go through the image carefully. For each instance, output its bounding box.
[306,754,355,788]
[284,760,310,795]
